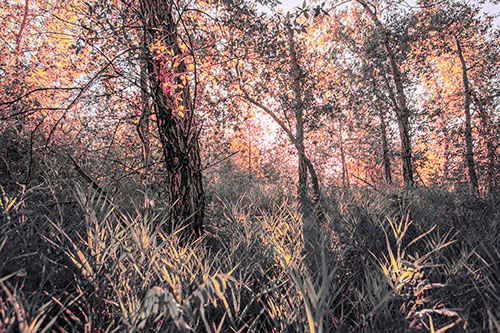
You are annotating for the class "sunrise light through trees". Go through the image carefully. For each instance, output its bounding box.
[1,0,499,331]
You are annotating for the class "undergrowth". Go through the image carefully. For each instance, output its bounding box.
[1,179,499,332]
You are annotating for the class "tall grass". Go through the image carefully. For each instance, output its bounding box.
[1,180,498,331]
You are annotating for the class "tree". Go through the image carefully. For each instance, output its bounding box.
[314,4,401,186]
[455,35,479,195]
[139,0,204,239]
[227,8,326,219]
[410,0,499,194]
[355,0,415,187]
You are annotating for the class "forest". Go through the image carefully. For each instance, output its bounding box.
[1,0,499,331]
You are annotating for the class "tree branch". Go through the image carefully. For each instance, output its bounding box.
[238,92,295,144]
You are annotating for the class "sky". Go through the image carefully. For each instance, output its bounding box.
[271,0,500,25]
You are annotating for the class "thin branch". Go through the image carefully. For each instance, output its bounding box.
[351,174,383,194]
[65,153,111,202]
[199,150,240,172]
[238,91,295,144]
[0,87,81,108]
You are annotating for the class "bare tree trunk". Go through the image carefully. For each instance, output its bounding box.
[140,0,204,240]
[456,36,479,196]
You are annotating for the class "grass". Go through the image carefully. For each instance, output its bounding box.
[1,178,499,332]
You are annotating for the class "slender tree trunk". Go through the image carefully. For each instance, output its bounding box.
[358,0,414,187]
[140,0,204,239]
[381,70,412,186]
[378,108,392,184]
[288,24,307,212]
[303,155,324,219]
[298,153,308,213]
[338,120,350,188]
[397,111,413,187]
[137,35,152,209]
[456,36,479,196]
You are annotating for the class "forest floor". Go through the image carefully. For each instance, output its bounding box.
[1,179,499,332]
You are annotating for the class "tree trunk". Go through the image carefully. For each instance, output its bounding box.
[383,38,413,187]
[378,108,392,184]
[140,0,204,239]
[240,23,327,221]
[137,34,152,209]
[303,154,324,219]
[338,120,350,188]
[397,111,413,187]
[456,36,479,196]
[298,153,309,214]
